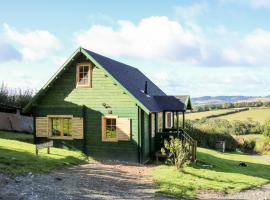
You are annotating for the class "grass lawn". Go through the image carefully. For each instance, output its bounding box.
[0,131,88,176]
[186,109,233,120]
[152,147,270,198]
[217,108,270,123]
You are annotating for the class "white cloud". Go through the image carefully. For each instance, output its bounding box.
[3,23,60,61]
[174,2,208,20]
[219,0,270,9]
[249,0,270,9]
[74,16,270,67]
[75,16,208,64]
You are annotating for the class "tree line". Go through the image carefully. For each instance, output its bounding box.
[193,101,270,112]
[0,83,35,109]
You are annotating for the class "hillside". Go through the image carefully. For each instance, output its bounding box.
[192,96,270,105]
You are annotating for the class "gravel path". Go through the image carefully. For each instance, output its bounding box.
[1,160,270,200]
[198,183,270,200]
[0,161,175,200]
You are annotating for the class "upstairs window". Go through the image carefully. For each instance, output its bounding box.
[165,112,173,129]
[76,63,92,87]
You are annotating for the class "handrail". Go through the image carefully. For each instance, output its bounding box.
[156,129,197,162]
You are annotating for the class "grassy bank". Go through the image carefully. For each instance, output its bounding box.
[152,147,270,198]
[0,131,88,176]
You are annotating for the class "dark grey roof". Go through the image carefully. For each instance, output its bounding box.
[154,96,187,111]
[84,49,166,112]
[85,48,192,112]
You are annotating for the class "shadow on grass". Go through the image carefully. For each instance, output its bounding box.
[0,147,86,176]
[0,131,33,144]
[194,151,270,181]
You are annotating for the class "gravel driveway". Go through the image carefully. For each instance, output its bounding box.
[0,161,175,200]
[1,160,270,200]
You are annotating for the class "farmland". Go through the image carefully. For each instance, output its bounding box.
[186,108,270,123]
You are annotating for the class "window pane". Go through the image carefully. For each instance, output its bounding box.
[63,118,71,136]
[166,112,172,128]
[78,66,89,85]
[105,118,117,139]
[52,118,61,136]
[111,119,116,126]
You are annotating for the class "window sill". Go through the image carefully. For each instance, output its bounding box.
[48,136,73,140]
[76,84,91,88]
[102,139,118,142]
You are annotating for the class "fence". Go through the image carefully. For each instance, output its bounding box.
[0,112,33,133]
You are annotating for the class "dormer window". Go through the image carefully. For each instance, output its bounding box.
[76,62,92,87]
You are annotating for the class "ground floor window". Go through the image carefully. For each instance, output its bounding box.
[101,116,131,142]
[105,118,117,139]
[51,117,72,137]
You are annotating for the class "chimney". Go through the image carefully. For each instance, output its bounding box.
[144,81,148,94]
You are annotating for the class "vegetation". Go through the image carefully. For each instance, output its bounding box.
[152,147,270,198]
[185,119,238,151]
[0,131,88,176]
[161,138,189,169]
[235,134,270,154]
[0,82,34,108]
[217,108,270,124]
[263,119,270,137]
[193,101,270,112]
[186,109,234,120]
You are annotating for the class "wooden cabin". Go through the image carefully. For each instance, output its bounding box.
[23,47,193,163]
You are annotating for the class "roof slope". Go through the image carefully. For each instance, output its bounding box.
[24,47,191,113]
[84,49,166,112]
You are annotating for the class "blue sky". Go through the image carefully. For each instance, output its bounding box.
[1,0,270,97]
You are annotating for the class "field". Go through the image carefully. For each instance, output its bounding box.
[186,109,233,120]
[152,147,270,198]
[0,131,88,176]
[187,108,270,123]
[217,108,270,123]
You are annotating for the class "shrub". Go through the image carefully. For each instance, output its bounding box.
[161,137,190,169]
[263,119,270,137]
[185,120,238,151]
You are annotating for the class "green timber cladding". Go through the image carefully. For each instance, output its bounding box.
[24,47,191,163]
[34,55,141,162]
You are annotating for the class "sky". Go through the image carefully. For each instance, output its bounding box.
[0,0,270,97]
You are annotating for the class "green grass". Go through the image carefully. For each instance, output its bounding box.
[152,147,270,198]
[217,108,270,123]
[186,109,233,120]
[187,108,270,123]
[0,131,88,176]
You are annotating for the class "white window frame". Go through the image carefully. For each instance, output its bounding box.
[165,112,173,129]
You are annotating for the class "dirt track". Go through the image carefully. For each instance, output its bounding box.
[0,161,175,200]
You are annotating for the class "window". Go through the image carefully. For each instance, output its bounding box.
[76,63,92,87]
[105,118,117,140]
[165,112,173,129]
[102,116,131,142]
[51,117,72,138]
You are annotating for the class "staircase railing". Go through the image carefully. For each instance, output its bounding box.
[155,129,197,162]
[182,130,197,162]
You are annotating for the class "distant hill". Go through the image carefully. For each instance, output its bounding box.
[191,96,270,105]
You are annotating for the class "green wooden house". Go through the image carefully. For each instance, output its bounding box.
[24,47,192,163]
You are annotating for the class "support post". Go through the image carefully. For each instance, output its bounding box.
[176,111,179,137]
[82,105,87,154]
[182,112,185,129]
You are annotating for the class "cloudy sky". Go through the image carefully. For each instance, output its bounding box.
[0,0,270,97]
